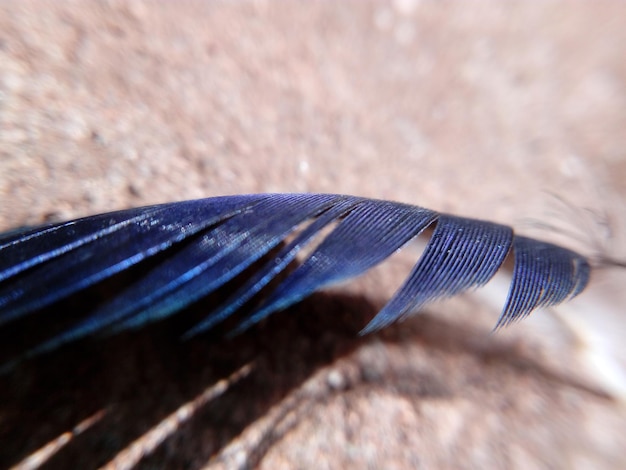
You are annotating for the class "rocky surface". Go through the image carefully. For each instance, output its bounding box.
[1,1,625,469]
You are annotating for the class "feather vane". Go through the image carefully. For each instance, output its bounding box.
[0,193,590,366]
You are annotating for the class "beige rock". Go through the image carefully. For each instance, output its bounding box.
[1,1,625,469]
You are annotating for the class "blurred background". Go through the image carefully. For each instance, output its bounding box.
[1,1,625,468]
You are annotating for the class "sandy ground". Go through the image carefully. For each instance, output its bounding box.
[1,1,626,469]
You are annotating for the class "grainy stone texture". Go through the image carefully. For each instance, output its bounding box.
[1,1,625,469]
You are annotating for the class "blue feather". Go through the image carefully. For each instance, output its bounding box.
[0,193,590,368]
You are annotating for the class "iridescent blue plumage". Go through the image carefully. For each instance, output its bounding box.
[0,194,591,368]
